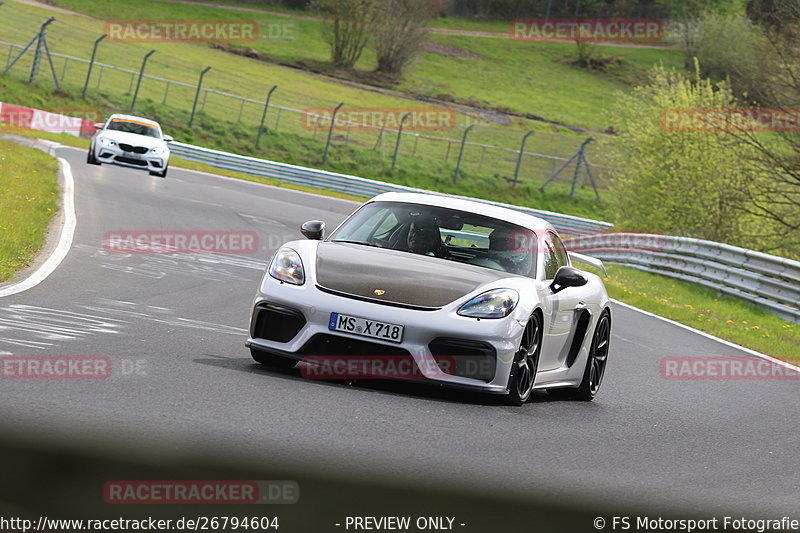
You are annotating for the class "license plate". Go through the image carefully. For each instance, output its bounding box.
[124,151,141,159]
[329,313,404,343]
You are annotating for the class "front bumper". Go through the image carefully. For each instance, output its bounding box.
[94,143,168,172]
[246,278,526,394]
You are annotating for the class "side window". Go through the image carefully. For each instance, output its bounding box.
[549,232,569,269]
[542,236,560,280]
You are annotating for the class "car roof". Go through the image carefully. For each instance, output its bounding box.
[106,114,160,128]
[370,192,554,232]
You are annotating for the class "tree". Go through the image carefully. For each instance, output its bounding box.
[374,0,439,76]
[312,0,379,68]
[606,65,767,247]
[660,0,746,67]
[732,0,800,254]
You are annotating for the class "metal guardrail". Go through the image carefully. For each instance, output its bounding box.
[566,233,800,324]
[168,141,614,235]
[170,142,799,324]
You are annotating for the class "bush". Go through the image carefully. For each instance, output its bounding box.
[691,11,765,102]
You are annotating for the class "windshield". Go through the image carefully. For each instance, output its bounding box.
[331,201,538,278]
[105,119,161,138]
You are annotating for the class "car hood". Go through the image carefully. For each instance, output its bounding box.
[97,130,165,149]
[315,242,511,309]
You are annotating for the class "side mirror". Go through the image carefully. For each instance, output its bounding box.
[163,135,173,142]
[550,266,588,294]
[93,123,104,130]
[300,220,325,240]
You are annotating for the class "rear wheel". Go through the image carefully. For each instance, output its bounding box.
[505,312,542,406]
[250,348,297,369]
[549,309,610,401]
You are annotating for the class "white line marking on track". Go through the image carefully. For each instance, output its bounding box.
[611,298,800,373]
[0,158,76,298]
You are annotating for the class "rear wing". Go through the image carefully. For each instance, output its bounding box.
[568,251,606,277]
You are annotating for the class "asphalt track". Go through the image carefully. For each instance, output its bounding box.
[0,145,798,527]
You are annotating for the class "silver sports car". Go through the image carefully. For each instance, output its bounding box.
[246,192,612,405]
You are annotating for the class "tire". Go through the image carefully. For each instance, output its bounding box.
[250,348,297,369]
[86,148,100,165]
[150,165,168,178]
[504,312,542,406]
[549,309,611,401]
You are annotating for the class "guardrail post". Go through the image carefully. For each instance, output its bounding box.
[453,124,475,184]
[82,34,106,99]
[391,112,411,172]
[322,102,344,164]
[513,130,535,186]
[255,85,277,150]
[189,66,212,127]
[130,49,155,112]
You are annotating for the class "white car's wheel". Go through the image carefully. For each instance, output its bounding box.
[150,165,168,178]
[505,312,542,406]
[549,309,610,401]
[86,147,100,165]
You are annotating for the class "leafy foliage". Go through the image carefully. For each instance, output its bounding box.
[606,65,767,247]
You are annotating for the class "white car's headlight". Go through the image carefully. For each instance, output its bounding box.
[99,137,116,146]
[457,289,519,319]
[150,146,167,155]
[268,247,305,285]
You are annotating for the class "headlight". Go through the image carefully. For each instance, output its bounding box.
[99,137,116,146]
[268,247,305,285]
[150,146,166,154]
[457,289,519,319]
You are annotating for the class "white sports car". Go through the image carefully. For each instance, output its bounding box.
[87,114,172,177]
[246,192,612,405]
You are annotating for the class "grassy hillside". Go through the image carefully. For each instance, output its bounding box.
[51,0,684,130]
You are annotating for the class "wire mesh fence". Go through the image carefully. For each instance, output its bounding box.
[0,1,616,193]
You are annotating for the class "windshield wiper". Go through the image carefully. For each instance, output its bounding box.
[333,240,381,248]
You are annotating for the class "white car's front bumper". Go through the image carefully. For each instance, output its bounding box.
[94,142,168,173]
[246,274,526,394]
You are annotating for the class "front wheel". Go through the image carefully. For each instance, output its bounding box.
[86,148,100,165]
[250,348,297,369]
[549,309,611,401]
[505,312,542,406]
[150,165,168,178]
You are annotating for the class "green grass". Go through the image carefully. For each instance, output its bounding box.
[596,264,800,364]
[0,0,619,191]
[0,140,60,282]
[50,0,683,131]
